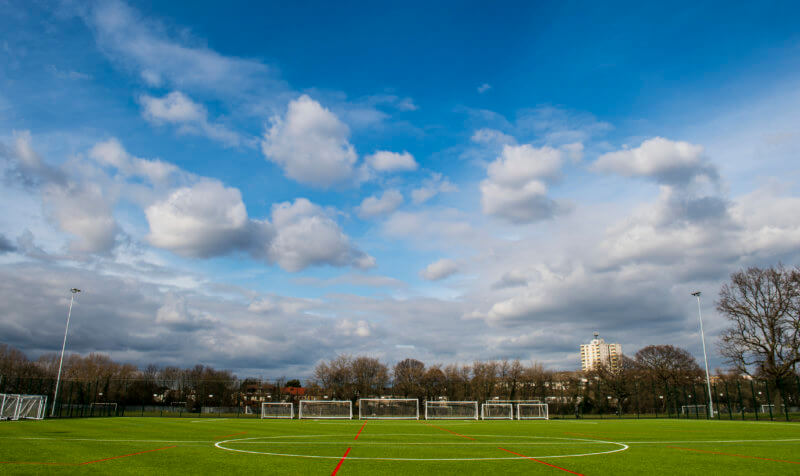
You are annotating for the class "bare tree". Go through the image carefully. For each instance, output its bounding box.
[351,356,389,398]
[393,358,425,397]
[421,365,446,400]
[717,265,800,386]
[313,354,354,400]
[634,345,702,387]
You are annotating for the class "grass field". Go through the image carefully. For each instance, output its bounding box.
[1,417,799,475]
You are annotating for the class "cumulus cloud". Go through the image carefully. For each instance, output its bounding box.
[145,180,256,257]
[364,150,418,172]
[593,137,716,185]
[139,91,242,146]
[420,258,459,281]
[357,190,403,218]
[480,144,567,223]
[261,95,358,187]
[478,83,491,93]
[267,199,375,271]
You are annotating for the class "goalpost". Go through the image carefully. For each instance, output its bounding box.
[492,400,541,419]
[681,404,708,416]
[517,403,549,420]
[425,401,478,420]
[1,394,46,421]
[298,400,352,419]
[261,402,294,419]
[90,402,117,417]
[359,398,419,420]
[481,402,514,420]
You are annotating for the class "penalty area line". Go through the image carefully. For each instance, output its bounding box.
[331,447,351,476]
[498,447,584,475]
[668,446,800,465]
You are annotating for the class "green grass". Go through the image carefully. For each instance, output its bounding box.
[1,417,799,474]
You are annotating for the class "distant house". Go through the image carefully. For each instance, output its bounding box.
[283,387,307,397]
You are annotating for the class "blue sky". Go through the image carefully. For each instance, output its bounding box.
[2,0,800,377]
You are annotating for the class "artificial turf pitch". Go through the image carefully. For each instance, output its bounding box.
[1,417,798,475]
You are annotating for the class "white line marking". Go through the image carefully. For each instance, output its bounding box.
[214,435,629,461]
[190,418,229,423]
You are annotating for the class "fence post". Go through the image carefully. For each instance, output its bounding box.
[764,381,774,420]
[777,377,790,422]
[736,380,745,420]
[750,379,759,421]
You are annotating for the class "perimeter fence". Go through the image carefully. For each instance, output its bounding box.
[2,374,799,421]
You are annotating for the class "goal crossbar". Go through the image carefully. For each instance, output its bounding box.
[359,398,419,420]
[298,400,352,419]
[424,401,478,420]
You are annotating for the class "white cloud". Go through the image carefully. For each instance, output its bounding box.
[139,91,242,147]
[478,83,491,94]
[471,128,516,147]
[411,173,458,204]
[83,1,272,95]
[357,189,404,218]
[593,137,715,185]
[89,138,180,184]
[261,95,358,187]
[42,181,119,253]
[145,180,256,258]
[420,258,459,281]
[140,91,205,123]
[480,144,566,223]
[365,150,418,172]
[336,319,371,337]
[267,198,375,272]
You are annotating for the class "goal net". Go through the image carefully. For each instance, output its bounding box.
[492,400,541,419]
[90,402,117,417]
[760,404,783,414]
[1,394,46,420]
[481,403,513,420]
[359,398,419,419]
[425,401,478,420]
[681,404,708,416]
[517,403,549,420]
[298,400,352,419]
[261,402,294,419]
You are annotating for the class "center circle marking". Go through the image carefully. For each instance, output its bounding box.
[214,434,629,461]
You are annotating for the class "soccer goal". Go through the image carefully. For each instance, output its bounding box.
[261,402,294,419]
[90,402,117,417]
[681,404,708,416]
[1,394,46,421]
[517,403,549,420]
[425,401,478,420]
[760,404,784,414]
[481,402,514,420]
[359,398,419,419]
[298,400,352,419]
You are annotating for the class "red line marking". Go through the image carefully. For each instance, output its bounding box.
[669,446,800,465]
[422,422,476,440]
[498,447,585,475]
[331,447,351,476]
[214,431,248,440]
[80,446,177,465]
[355,421,367,440]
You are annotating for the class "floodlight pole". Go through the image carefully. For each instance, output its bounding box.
[692,291,714,418]
[51,288,80,417]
